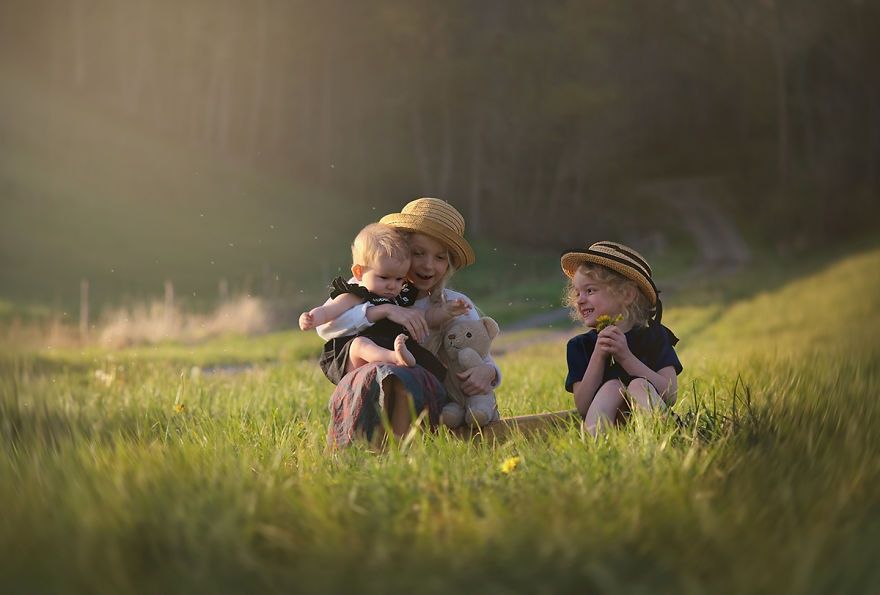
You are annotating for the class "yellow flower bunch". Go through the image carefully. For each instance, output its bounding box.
[595,314,623,331]
[595,314,624,366]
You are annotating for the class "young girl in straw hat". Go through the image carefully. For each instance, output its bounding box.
[561,241,682,436]
[319,198,500,446]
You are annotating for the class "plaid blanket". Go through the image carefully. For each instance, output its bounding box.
[327,363,447,448]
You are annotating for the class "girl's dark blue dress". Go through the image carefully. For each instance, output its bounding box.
[565,320,683,393]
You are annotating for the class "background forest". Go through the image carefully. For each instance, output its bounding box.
[1,0,878,316]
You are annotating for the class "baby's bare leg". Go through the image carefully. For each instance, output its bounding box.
[583,380,626,436]
[347,335,415,373]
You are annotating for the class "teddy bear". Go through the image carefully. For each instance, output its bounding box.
[439,316,501,428]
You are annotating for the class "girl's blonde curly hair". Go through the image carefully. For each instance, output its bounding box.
[563,263,651,328]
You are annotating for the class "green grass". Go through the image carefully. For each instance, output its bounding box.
[2,246,880,593]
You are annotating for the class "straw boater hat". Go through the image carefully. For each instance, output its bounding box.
[379,198,476,269]
[561,241,664,321]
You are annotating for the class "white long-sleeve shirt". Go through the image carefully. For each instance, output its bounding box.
[316,285,502,387]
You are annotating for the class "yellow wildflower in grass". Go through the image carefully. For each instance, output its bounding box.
[174,403,186,414]
[500,456,521,474]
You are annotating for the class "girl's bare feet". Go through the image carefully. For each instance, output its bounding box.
[394,334,416,367]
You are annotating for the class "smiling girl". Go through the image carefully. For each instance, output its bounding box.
[561,241,683,436]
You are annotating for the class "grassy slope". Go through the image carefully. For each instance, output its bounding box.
[1,245,879,593]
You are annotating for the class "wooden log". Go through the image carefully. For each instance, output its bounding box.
[451,409,580,441]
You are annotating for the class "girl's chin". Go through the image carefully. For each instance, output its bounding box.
[410,279,435,292]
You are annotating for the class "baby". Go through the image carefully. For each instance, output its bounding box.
[300,223,448,383]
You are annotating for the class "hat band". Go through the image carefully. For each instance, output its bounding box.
[567,248,658,297]
[592,241,652,276]
[583,249,657,294]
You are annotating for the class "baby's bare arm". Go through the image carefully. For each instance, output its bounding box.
[425,298,472,329]
[299,293,364,330]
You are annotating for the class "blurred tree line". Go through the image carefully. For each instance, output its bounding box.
[2,0,877,246]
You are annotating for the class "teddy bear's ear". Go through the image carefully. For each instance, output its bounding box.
[481,316,500,340]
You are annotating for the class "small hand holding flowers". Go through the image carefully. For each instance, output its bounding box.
[595,314,628,366]
[594,314,623,332]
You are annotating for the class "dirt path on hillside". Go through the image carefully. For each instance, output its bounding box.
[496,177,750,355]
[651,177,751,284]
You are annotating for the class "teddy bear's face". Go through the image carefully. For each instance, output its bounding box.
[443,317,498,359]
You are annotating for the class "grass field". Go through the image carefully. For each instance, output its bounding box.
[2,244,879,594]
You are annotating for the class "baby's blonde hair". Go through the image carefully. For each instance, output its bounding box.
[564,263,651,328]
[351,223,411,268]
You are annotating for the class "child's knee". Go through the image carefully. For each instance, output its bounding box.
[350,336,365,350]
[597,379,625,397]
[350,336,375,355]
[627,378,653,395]
[627,378,665,409]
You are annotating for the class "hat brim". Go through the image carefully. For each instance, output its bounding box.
[380,213,476,269]
[561,251,657,305]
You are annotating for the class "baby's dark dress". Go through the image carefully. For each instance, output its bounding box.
[565,320,683,395]
[319,277,447,385]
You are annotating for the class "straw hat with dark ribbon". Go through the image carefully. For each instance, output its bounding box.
[379,198,476,269]
[561,241,665,322]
